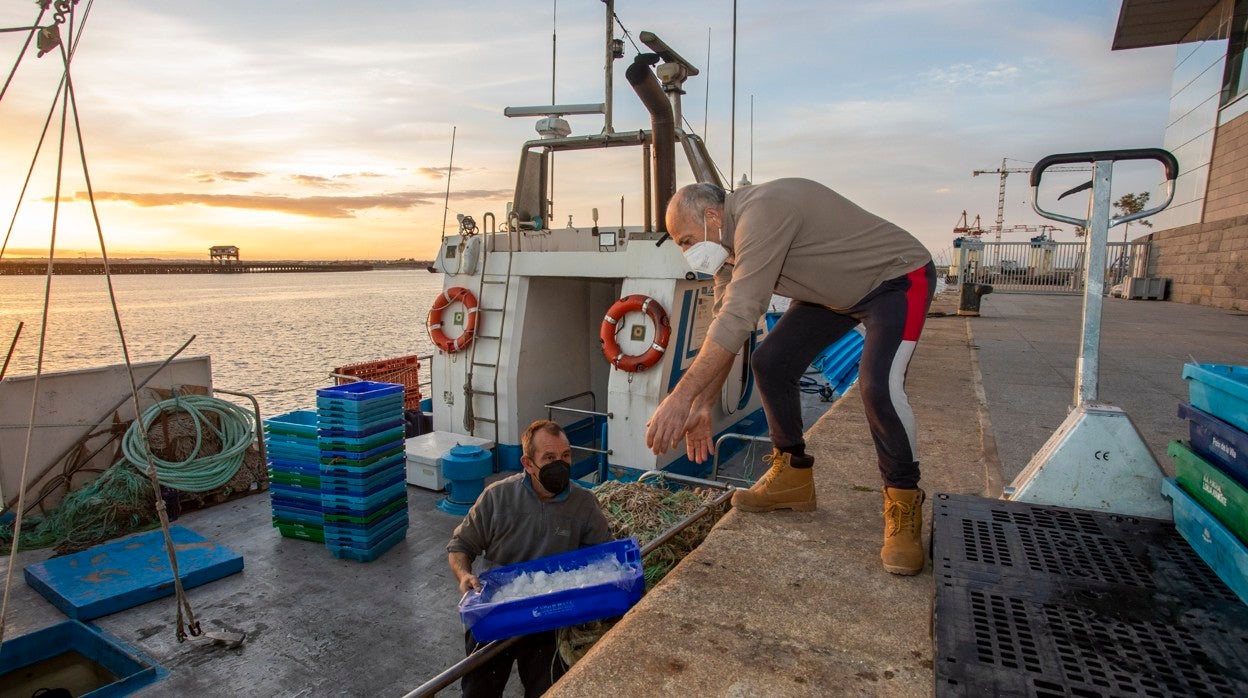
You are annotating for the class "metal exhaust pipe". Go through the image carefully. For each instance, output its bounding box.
[626,54,675,233]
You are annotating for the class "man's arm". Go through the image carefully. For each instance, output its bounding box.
[645,338,735,457]
[448,551,482,595]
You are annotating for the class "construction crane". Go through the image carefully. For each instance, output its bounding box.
[953,210,985,237]
[972,157,1092,244]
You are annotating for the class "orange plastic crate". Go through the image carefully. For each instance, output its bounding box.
[335,355,423,410]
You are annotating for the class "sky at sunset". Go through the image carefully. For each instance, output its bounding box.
[0,1,1177,262]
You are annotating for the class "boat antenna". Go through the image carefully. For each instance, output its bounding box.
[440,126,457,241]
[730,0,737,189]
[749,94,753,181]
[703,27,711,139]
[551,0,557,103]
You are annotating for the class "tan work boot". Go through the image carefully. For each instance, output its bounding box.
[731,450,816,512]
[880,487,925,575]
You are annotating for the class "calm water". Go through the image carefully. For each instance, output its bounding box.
[0,271,444,417]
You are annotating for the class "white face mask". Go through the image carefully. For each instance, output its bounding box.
[683,217,728,278]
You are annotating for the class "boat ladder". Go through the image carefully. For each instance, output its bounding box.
[464,219,513,441]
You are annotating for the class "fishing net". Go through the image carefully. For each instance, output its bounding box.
[1,401,266,556]
[557,480,727,667]
[0,461,157,556]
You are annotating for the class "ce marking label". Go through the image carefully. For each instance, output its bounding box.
[1093,450,1112,462]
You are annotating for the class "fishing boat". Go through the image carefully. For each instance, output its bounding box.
[0,2,863,695]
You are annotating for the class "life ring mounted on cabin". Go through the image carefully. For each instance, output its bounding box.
[600,294,671,372]
[428,286,479,353]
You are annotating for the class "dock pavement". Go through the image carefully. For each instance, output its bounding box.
[549,291,1248,697]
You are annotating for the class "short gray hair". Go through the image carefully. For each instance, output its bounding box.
[670,182,726,229]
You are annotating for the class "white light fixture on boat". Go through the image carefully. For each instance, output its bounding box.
[535,116,572,139]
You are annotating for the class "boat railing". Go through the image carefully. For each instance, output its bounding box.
[709,433,772,486]
[546,391,612,480]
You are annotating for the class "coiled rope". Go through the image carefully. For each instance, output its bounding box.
[121,395,256,493]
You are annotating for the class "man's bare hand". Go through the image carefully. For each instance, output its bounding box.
[458,573,482,595]
[683,407,715,463]
[646,393,694,455]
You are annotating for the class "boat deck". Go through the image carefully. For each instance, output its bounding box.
[4,292,1248,696]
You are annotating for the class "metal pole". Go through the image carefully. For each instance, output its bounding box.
[603,0,614,134]
[0,322,22,382]
[1075,161,1113,406]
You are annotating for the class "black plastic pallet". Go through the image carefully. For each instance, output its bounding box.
[932,493,1248,697]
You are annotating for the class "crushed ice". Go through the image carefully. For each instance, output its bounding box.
[488,557,632,603]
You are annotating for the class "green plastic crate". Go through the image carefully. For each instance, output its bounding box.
[1170,440,1248,545]
[268,470,322,489]
[322,497,407,525]
[274,520,325,543]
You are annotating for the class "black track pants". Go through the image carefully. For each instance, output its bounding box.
[751,262,936,488]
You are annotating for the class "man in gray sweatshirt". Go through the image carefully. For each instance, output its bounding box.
[448,420,611,697]
[646,179,935,576]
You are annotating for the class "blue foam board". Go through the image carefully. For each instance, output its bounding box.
[23,526,243,621]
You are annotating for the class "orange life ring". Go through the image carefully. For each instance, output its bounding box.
[428,286,479,353]
[600,294,671,372]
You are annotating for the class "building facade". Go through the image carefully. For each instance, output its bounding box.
[1116,0,1248,309]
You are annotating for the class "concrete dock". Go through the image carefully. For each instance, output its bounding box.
[548,291,1248,698]
[3,291,1246,696]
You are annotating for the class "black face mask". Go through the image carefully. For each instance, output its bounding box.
[537,459,571,495]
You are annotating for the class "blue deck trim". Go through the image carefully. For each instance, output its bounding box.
[0,620,168,697]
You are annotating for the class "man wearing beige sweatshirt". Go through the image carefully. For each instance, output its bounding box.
[646,179,936,575]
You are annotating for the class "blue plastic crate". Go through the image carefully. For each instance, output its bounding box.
[265,439,321,461]
[267,457,322,477]
[272,507,325,527]
[323,509,408,547]
[1162,478,1248,607]
[1178,402,1248,488]
[318,425,406,452]
[460,538,644,642]
[263,409,319,439]
[316,416,406,439]
[1183,363,1248,434]
[317,440,404,463]
[320,452,405,480]
[321,482,407,516]
[326,522,407,562]
[319,444,405,468]
[320,470,405,496]
[316,381,404,401]
[269,483,325,507]
[316,398,405,423]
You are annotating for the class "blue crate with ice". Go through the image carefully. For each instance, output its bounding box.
[1182,363,1248,434]
[459,537,644,642]
[1178,402,1248,487]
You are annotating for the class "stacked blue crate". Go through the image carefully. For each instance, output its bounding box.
[316,381,409,562]
[263,410,325,543]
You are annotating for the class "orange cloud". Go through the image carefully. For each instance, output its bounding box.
[195,171,264,183]
[64,189,508,218]
[416,166,465,179]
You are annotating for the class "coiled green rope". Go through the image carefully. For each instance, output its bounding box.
[122,395,256,492]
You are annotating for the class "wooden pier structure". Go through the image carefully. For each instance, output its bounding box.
[0,260,374,275]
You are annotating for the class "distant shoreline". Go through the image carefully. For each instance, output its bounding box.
[0,260,435,275]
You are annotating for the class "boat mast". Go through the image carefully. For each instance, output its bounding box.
[604,0,615,134]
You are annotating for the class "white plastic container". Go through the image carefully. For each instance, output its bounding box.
[404,431,495,491]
